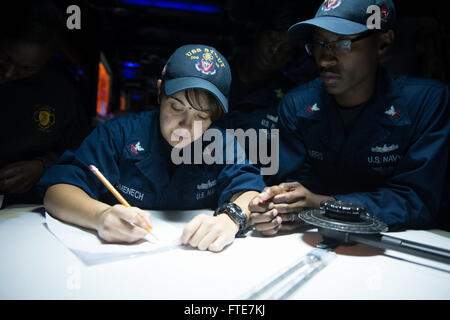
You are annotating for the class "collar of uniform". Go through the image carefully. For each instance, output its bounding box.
[123,110,161,160]
[320,90,345,152]
[295,82,324,121]
[315,66,412,153]
[133,110,171,189]
[368,66,411,127]
[317,66,411,127]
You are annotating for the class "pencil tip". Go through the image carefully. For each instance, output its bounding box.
[150,231,159,240]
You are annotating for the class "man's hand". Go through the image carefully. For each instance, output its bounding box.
[0,160,45,194]
[249,182,334,236]
[270,182,333,212]
[181,213,239,252]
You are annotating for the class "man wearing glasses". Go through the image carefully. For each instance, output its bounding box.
[249,0,450,234]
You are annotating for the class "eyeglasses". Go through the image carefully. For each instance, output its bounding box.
[305,31,380,57]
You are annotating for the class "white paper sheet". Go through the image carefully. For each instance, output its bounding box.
[45,212,183,265]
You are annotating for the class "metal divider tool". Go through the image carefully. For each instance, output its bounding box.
[244,248,336,300]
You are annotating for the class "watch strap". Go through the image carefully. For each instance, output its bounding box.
[214,202,247,237]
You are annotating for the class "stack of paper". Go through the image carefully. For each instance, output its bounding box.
[45,212,182,265]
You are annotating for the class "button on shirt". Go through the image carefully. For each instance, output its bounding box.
[270,66,450,229]
[38,109,266,210]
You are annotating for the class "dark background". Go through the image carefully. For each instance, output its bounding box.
[47,0,449,126]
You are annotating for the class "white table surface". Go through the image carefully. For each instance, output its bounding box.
[0,204,449,300]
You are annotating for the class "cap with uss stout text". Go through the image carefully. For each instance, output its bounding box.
[161,44,231,113]
[288,0,396,39]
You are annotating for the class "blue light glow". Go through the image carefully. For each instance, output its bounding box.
[122,68,138,79]
[122,62,141,68]
[119,0,221,13]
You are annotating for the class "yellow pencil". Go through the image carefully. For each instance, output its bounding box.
[89,164,158,240]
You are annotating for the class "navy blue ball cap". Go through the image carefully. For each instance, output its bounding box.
[162,44,231,113]
[288,0,396,39]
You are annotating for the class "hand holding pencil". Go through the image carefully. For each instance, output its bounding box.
[89,165,158,242]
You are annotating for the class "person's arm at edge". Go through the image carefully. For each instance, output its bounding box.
[44,183,110,231]
[44,183,151,243]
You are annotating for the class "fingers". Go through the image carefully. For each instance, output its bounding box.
[182,215,212,248]
[197,231,220,251]
[249,208,278,224]
[280,221,305,231]
[250,210,304,237]
[137,211,152,231]
[0,174,23,193]
[279,212,300,222]
[180,214,204,245]
[278,181,301,190]
[113,205,150,230]
[0,161,44,194]
[250,209,282,236]
[279,212,305,231]
[258,186,286,201]
[249,186,287,213]
[270,201,305,214]
[97,205,150,243]
[116,217,149,242]
[251,200,305,215]
[181,214,236,252]
[255,218,283,236]
[208,236,229,252]
[264,183,310,214]
[248,196,266,212]
[0,164,23,193]
[272,188,306,204]
[0,167,17,180]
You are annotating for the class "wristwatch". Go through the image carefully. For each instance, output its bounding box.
[214,202,248,237]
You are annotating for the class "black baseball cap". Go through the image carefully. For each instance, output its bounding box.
[162,44,231,113]
[288,0,396,39]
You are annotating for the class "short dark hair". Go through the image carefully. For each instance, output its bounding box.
[160,81,223,121]
[0,0,65,50]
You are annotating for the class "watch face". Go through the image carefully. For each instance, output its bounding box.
[228,203,247,234]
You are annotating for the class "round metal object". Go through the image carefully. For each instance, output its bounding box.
[298,207,388,234]
[321,200,366,222]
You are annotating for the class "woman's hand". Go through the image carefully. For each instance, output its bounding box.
[181,213,239,252]
[96,204,152,243]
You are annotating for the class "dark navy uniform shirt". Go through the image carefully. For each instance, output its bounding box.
[37,109,266,210]
[216,69,297,169]
[220,71,292,124]
[0,62,90,205]
[269,66,450,229]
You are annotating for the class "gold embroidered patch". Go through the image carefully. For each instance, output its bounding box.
[33,105,55,131]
